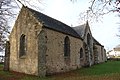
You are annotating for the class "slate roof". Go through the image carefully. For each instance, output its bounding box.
[72,24,86,38]
[26,7,82,39]
[93,38,103,46]
[72,23,103,46]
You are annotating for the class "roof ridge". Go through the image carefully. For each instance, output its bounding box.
[24,6,82,40]
[26,7,71,27]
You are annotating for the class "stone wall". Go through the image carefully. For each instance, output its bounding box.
[4,41,10,71]
[38,30,47,76]
[94,45,107,63]
[95,45,102,63]
[9,6,107,76]
[83,25,94,66]
[93,44,99,64]
[101,47,107,62]
[103,49,107,61]
[9,7,43,75]
[44,28,83,74]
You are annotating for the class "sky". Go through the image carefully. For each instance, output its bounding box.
[11,0,120,52]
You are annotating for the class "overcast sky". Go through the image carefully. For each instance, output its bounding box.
[13,0,120,51]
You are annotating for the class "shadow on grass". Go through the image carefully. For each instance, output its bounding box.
[0,61,120,80]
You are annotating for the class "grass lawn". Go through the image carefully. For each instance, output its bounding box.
[0,61,120,80]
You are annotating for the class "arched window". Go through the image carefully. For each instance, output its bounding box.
[19,34,26,57]
[87,33,91,46]
[64,36,70,57]
[80,48,83,58]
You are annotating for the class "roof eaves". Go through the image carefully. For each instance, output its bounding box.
[27,7,82,40]
[43,25,83,40]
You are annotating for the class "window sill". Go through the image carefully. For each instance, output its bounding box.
[19,55,26,59]
[80,58,84,60]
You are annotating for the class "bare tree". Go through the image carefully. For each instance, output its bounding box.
[79,0,120,23]
[0,0,43,52]
[16,0,43,10]
[0,0,18,51]
[0,0,11,51]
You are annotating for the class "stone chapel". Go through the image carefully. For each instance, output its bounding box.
[4,6,107,76]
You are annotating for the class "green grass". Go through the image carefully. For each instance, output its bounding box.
[77,61,120,76]
[1,61,120,80]
[0,63,3,66]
